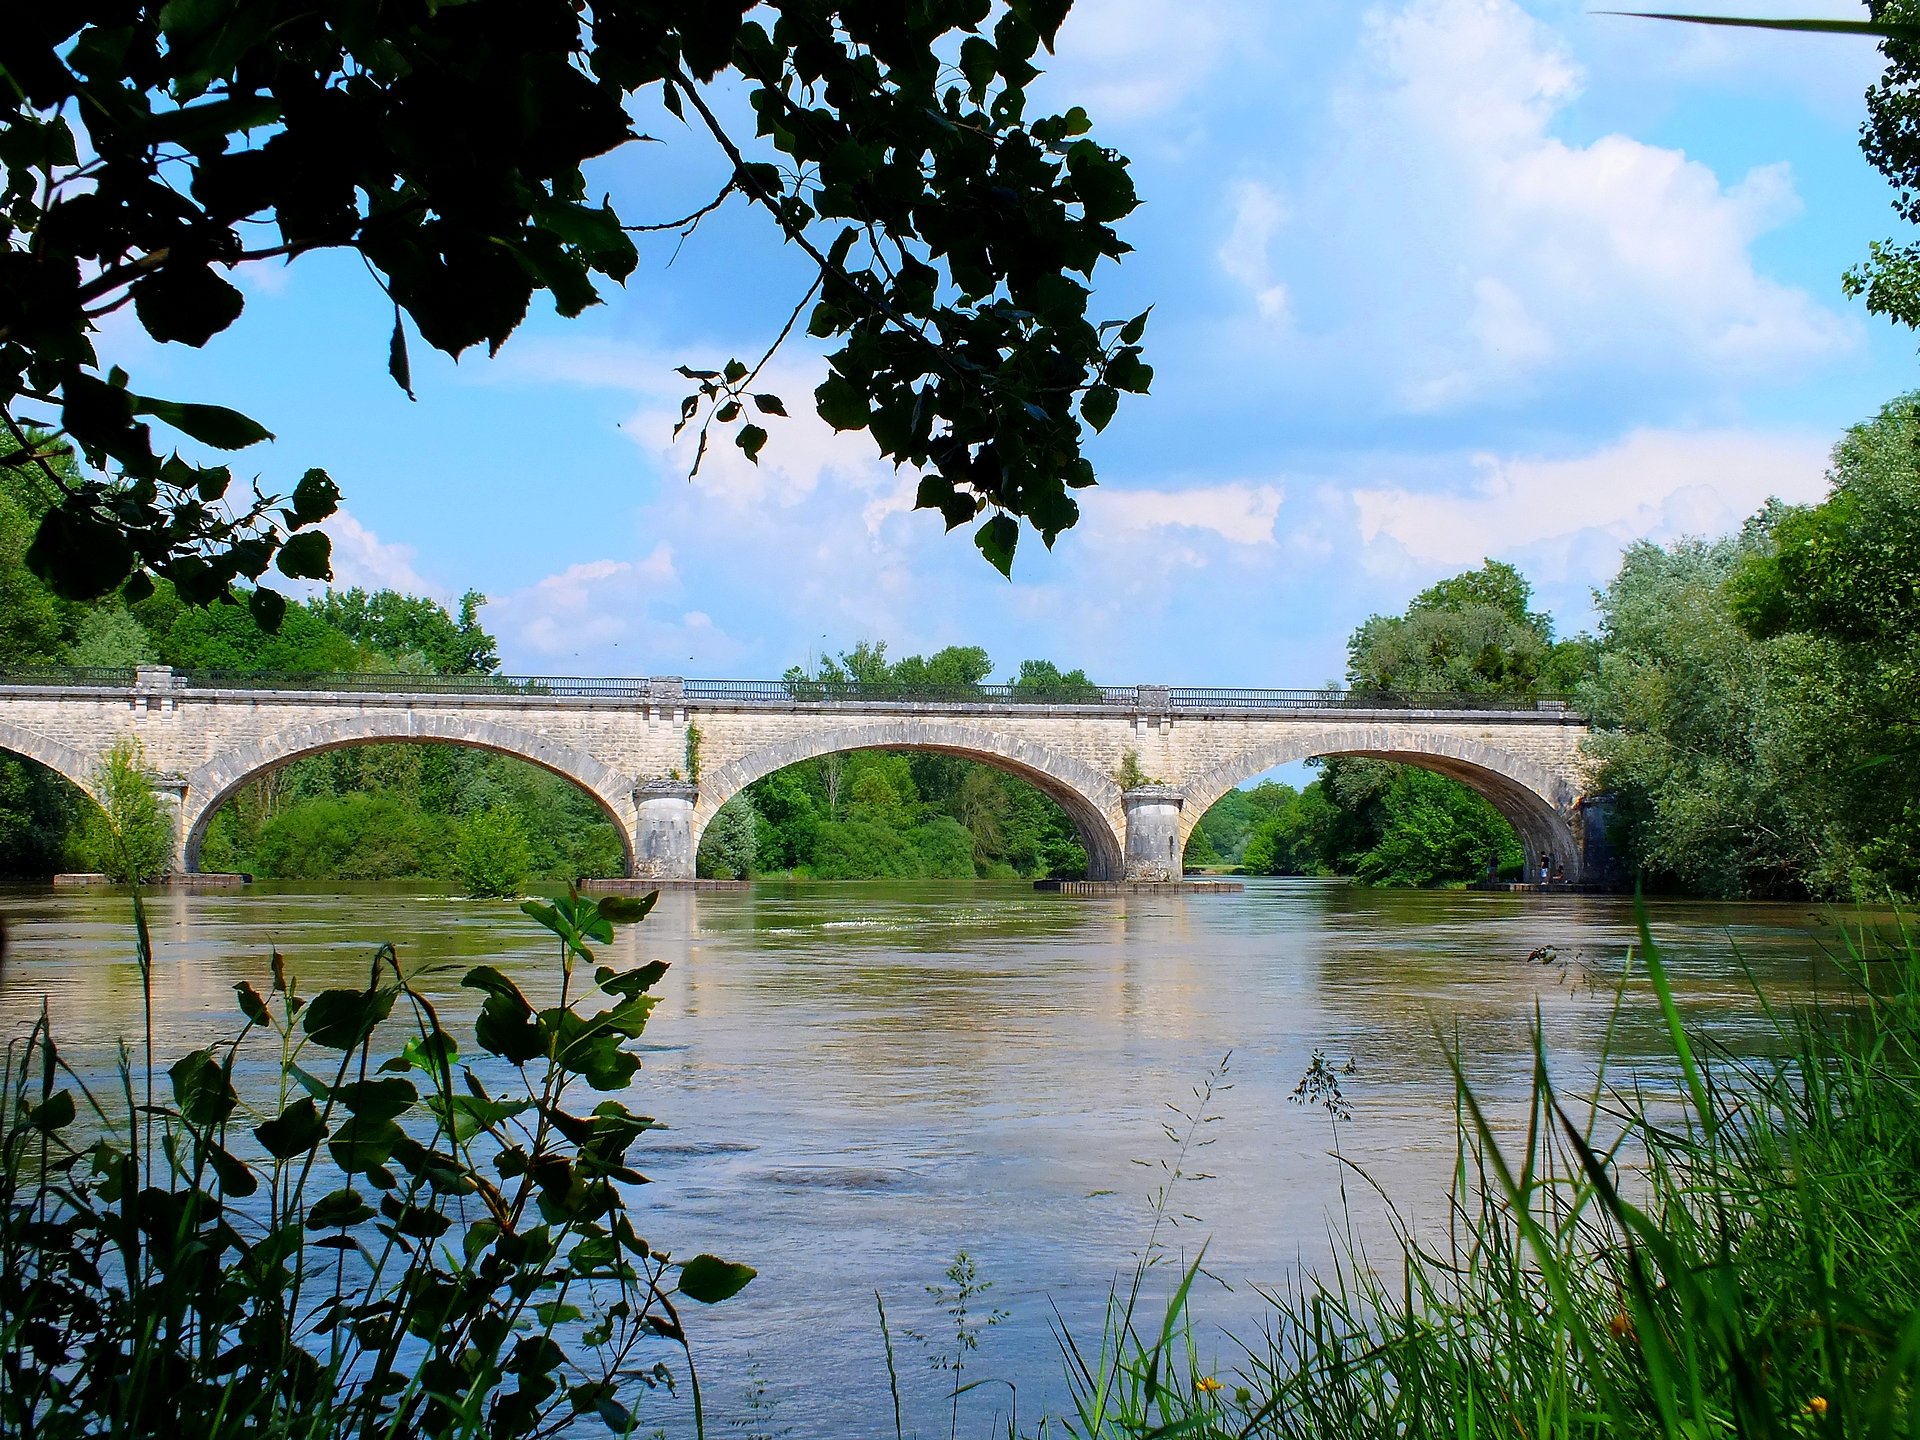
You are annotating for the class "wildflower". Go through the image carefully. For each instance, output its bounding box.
[1195,1376,1223,1395]
[1805,1396,1828,1418]
[1607,1310,1634,1342]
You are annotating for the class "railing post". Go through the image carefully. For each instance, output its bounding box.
[648,675,684,724]
[133,664,178,713]
[1134,683,1171,737]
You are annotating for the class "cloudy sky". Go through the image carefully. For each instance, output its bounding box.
[105,0,1914,685]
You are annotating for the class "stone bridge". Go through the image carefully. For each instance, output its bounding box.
[0,667,1600,882]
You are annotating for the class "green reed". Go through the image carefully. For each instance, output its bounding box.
[0,886,753,1439]
[1053,909,1920,1438]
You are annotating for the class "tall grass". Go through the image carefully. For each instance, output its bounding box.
[1058,912,1920,1438]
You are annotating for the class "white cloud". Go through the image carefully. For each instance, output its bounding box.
[487,544,736,668]
[320,510,437,596]
[1091,482,1286,545]
[1349,426,1832,575]
[1218,182,1291,321]
[1265,0,1852,409]
[1046,0,1244,121]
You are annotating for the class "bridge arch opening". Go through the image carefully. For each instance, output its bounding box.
[696,727,1126,881]
[0,737,103,879]
[1182,733,1581,885]
[183,728,634,880]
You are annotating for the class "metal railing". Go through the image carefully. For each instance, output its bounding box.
[0,666,1574,714]
[0,666,139,688]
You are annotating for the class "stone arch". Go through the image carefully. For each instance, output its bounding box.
[699,721,1127,880]
[179,712,638,874]
[1181,725,1584,882]
[0,719,103,806]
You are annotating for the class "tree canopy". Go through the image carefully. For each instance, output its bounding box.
[1346,558,1593,698]
[0,1,1146,623]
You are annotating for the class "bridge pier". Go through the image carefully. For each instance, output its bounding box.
[1122,785,1185,882]
[631,779,698,880]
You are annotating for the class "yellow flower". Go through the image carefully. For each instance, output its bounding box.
[1805,1396,1828,1418]
[1607,1310,1634,1342]
[1195,1376,1223,1395]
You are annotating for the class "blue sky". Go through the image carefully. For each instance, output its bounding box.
[100,0,1915,685]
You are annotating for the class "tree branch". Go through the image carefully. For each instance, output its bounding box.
[622,180,736,233]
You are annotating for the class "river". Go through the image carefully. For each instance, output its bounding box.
[0,879,1858,1435]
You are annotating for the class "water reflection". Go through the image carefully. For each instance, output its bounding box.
[0,878,1863,1435]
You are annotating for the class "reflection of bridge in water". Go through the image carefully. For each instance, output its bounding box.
[0,668,1599,883]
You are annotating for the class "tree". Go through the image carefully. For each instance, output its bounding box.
[1725,393,1920,895]
[1009,657,1101,701]
[1346,559,1584,698]
[697,793,760,879]
[309,588,501,675]
[1581,535,1818,897]
[1,2,1148,620]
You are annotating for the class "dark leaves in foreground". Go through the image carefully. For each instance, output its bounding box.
[1,1,1148,612]
[0,886,751,1436]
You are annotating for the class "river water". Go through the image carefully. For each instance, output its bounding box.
[0,879,1858,1435]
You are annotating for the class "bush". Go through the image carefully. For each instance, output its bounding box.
[454,804,532,897]
[251,794,431,880]
[79,737,174,883]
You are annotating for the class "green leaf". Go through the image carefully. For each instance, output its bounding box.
[389,307,415,400]
[234,981,270,1026]
[751,393,788,416]
[328,1114,403,1174]
[274,530,332,580]
[27,504,136,601]
[256,1097,326,1159]
[1119,307,1151,345]
[332,1077,417,1124]
[1600,11,1920,39]
[1105,350,1153,393]
[134,396,272,449]
[132,263,246,347]
[305,1186,374,1230]
[399,1028,458,1076]
[463,966,546,1064]
[546,1012,641,1090]
[595,892,658,925]
[288,468,340,525]
[815,373,870,431]
[596,959,669,1000]
[976,513,1019,577]
[302,986,396,1051]
[28,1091,75,1133]
[169,1048,237,1127]
[249,586,287,632]
[679,1253,756,1304]
[1080,384,1118,432]
[737,423,768,463]
[205,1141,258,1197]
